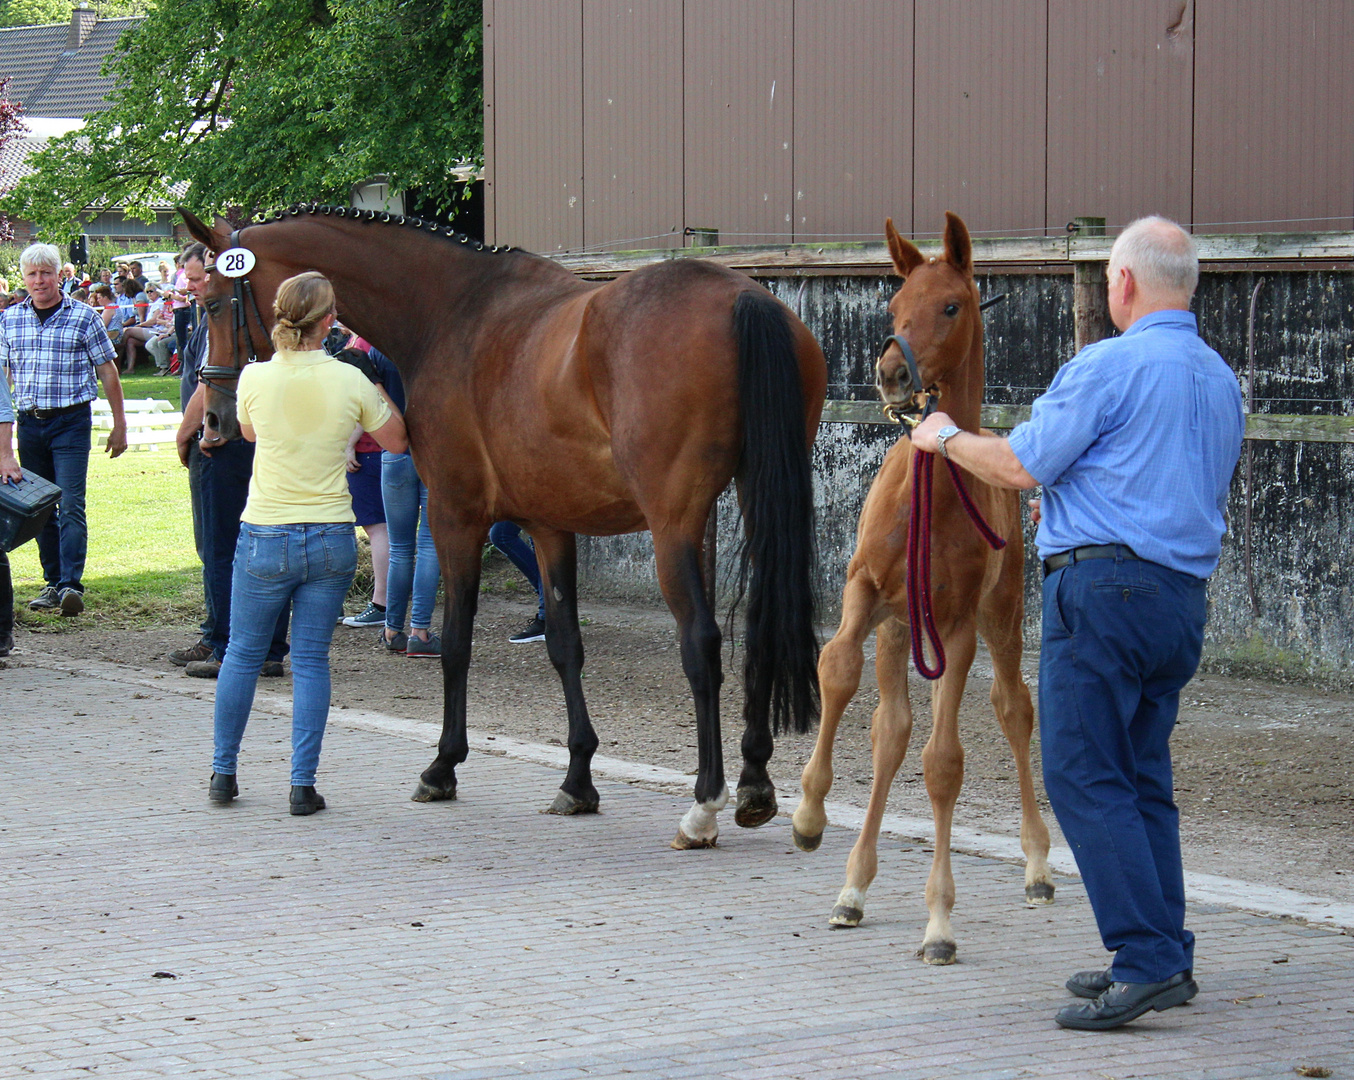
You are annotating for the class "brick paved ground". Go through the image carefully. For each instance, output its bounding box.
[1,659,1351,1080]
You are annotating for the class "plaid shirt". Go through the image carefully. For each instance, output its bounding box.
[0,295,117,412]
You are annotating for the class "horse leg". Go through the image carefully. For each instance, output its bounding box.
[830,615,915,927]
[980,595,1055,905]
[533,529,601,816]
[412,525,485,802]
[653,534,728,850]
[791,572,881,851]
[917,622,976,964]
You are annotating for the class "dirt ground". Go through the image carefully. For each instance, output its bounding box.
[9,562,1353,906]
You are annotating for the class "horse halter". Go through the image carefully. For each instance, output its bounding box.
[877,292,1007,426]
[878,333,938,427]
[198,229,270,401]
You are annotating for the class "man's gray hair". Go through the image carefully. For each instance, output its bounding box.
[1110,216,1198,298]
[19,243,62,274]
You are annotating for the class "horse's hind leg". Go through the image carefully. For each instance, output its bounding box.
[791,572,882,851]
[830,615,915,927]
[979,591,1054,905]
[653,533,728,850]
[533,529,601,816]
[413,523,486,803]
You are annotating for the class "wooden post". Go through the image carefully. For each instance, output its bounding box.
[1072,216,1110,353]
[702,502,718,610]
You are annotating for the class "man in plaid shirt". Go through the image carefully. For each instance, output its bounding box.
[0,243,127,616]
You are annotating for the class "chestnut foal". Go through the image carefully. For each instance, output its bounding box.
[790,213,1055,963]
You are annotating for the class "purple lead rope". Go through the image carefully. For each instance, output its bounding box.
[906,449,1008,681]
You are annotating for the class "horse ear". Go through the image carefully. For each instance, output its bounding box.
[178,207,229,251]
[942,211,973,277]
[885,217,924,278]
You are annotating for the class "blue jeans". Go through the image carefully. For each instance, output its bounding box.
[188,440,213,641]
[213,523,357,786]
[488,521,544,619]
[16,404,92,592]
[1039,551,1206,984]
[381,451,440,632]
[202,439,288,662]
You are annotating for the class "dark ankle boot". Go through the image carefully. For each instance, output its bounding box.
[209,772,238,803]
[289,786,326,816]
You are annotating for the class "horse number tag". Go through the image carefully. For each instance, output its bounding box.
[216,247,256,278]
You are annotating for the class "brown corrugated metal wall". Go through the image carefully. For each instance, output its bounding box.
[485,1,1354,251]
[792,0,914,242]
[582,2,685,251]
[1045,0,1194,232]
[683,0,795,244]
[1193,0,1354,233]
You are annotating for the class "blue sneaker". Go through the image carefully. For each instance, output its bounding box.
[405,633,441,658]
[341,602,385,627]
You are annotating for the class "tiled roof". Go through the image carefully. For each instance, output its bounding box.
[0,16,142,119]
[0,134,45,187]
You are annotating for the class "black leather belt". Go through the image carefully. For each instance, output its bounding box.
[1043,544,1140,577]
[22,401,91,420]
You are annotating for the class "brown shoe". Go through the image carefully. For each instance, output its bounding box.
[185,658,221,679]
[169,639,214,667]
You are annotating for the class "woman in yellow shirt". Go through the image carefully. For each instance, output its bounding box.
[209,272,407,815]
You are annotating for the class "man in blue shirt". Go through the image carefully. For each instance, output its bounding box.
[0,243,128,616]
[913,217,1244,1030]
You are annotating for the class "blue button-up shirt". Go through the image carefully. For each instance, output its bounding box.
[0,366,15,425]
[0,295,117,411]
[1008,309,1244,579]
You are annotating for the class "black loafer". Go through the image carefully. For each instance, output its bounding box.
[1066,967,1114,999]
[1056,971,1198,1030]
[209,772,238,803]
[289,786,326,816]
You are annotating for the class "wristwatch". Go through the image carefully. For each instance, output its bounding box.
[935,425,961,460]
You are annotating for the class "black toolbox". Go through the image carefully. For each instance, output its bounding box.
[0,469,62,552]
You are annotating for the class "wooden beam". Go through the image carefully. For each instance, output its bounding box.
[820,401,1354,444]
[557,231,1354,278]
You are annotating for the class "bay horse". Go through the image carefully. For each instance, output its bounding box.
[789,213,1054,963]
[180,205,825,850]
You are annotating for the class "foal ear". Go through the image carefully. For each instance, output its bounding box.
[942,211,973,277]
[885,217,925,278]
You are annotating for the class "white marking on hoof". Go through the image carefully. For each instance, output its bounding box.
[829,885,868,926]
[673,784,728,849]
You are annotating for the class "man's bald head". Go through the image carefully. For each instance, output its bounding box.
[1109,216,1198,303]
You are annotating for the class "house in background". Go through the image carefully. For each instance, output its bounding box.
[0,5,187,248]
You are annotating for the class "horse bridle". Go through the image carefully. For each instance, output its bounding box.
[198,229,271,401]
[877,292,1007,426]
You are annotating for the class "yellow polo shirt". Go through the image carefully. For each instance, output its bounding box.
[236,349,391,525]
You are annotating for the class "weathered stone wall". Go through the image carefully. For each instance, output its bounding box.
[576,268,1354,686]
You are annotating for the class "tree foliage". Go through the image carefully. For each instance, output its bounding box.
[1,0,482,238]
[0,1,147,29]
[0,76,27,242]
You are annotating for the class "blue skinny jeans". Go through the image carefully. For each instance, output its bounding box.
[488,521,544,619]
[380,451,440,632]
[212,523,356,787]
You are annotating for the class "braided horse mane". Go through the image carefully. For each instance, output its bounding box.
[251,202,514,255]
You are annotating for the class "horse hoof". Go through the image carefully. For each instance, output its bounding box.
[671,829,718,851]
[791,826,823,852]
[546,789,599,816]
[829,904,863,927]
[734,786,777,828]
[919,941,957,965]
[1025,881,1055,906]
[411,781,456,803]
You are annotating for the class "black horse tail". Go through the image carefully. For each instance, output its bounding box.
[732,289,821,736]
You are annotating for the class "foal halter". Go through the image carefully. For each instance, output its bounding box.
[198,229,270,401]
[878,333,938,426]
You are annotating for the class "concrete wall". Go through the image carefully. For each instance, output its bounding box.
[576,267,1354,687]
